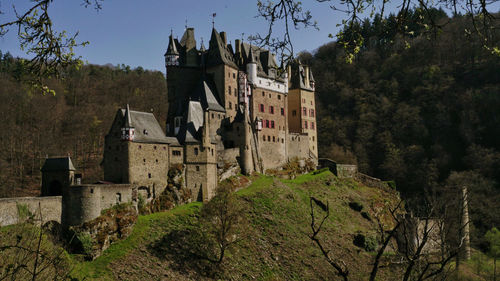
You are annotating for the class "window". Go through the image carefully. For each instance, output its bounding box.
[266,120,270,128]
[172,150,181,156]
[163,146,167,150]
[138,145,142,149]
[234,88,237,96]
[211,113,214,118]
[281,138,284,143]
[143,129,148,135]
[302,98,305,103]
[263,135,266,141]
[267,135,271,141]
[271,120,275,129]
[228,86,231,95]
[196,166,200,171]
[154,146,157,150]
[310,109,315,117]
[273,136,275,142]
[233,73,236,79]
[211,149,214,156]
[311,122,315,129]
[278,94,281,100]
[262,91,265,97]
[269,106,274,114]
[281,108,285,115]
[148,173,152,178]
[143,158,146,163]
[228,72,230,78]
[313,136,315,141]
[269,93,272,98]
[260,104,265,112]
[311,101,313,105]
[194,148,199,155]
[229,102,232,109]
[292,110,297,116]
[304,121,308,129]
[303,107,307,116]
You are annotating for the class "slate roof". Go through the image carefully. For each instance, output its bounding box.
[165,33,179,55]
[118,107,178,145]
[177,101,203,143]
[41,157,76,172]
[191,78,225,112]
[207,28,238,68]
[288,60,314,91]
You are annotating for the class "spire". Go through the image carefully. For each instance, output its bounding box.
[200,37,206,52]
[165,31,178,55]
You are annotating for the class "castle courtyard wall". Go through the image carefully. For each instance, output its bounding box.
[0,196,62,226]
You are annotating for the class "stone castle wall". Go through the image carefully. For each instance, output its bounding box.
[127,142,169,192]
[0,196,61,226]
[252,87,288,170]
[287,133,310,161]
[62,184,133,227]
[103,116,129,183]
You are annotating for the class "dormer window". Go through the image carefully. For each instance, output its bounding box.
[143,129,148,135]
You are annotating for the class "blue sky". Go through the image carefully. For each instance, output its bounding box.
[2,1,499,72]
[1,0,345,72]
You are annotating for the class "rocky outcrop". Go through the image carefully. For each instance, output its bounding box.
[71,204,137,260]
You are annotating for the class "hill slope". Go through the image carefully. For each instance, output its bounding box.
[70,170,402,280]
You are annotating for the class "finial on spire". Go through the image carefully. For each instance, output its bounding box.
[211,13,216,28]
[241,33,245,42]
[185,19,188,30]
[170,28,173,36]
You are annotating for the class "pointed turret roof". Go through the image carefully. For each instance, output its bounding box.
[165,32,179,55]
[247,46,256,64]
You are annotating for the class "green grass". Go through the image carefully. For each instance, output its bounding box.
[67,169,402,280]
[70,202,202,280]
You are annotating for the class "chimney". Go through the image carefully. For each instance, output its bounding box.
[202,110,210,147]
[304,65,310,87]
[235,39,241,54]
[220,32,227,45]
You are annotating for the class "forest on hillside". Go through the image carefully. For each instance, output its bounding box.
[0,59,167,196]
[0,9,498,248]
[306,10,500,248]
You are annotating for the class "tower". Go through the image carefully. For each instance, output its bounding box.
[41,157,76,196]
[240,105,254,175]
[287,60,318,161]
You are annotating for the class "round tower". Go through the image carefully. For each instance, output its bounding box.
[240,106,254,175]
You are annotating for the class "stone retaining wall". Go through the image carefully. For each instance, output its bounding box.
[0,196,62,226]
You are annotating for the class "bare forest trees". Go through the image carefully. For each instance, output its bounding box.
[0,203,70,280]
[309,187,472,281]
[254,0,500,62]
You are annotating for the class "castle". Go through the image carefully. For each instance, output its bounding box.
[35,27,318,227]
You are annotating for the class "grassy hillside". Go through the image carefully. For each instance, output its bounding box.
[69,170,403,280]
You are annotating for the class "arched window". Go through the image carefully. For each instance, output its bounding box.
[194,147,199,155]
